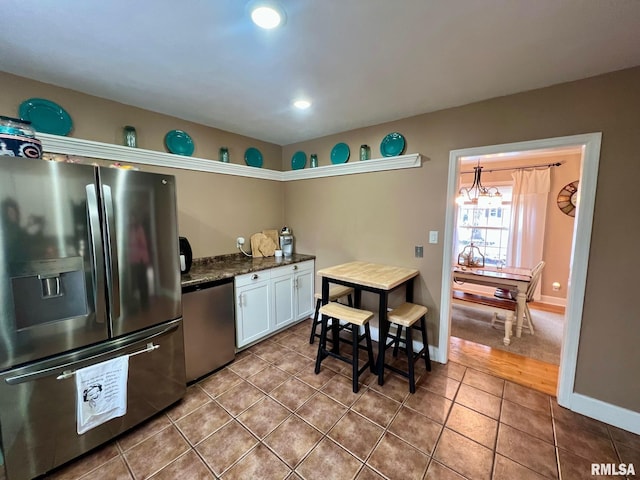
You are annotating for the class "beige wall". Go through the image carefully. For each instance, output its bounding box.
[0,72,285,257]
[2,67,639,412]
[284,67,640,412]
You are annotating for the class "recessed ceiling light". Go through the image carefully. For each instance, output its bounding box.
[293,99,311,109]
[249,1,286,29]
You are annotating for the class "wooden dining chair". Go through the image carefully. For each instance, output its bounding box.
[492,260,546,334]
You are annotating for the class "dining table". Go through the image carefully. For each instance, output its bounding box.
[452,265,532,337]
[316,261,419,385]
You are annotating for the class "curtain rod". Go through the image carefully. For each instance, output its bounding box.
[460,161,563,174]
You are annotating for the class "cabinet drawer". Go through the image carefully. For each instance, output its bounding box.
[235,269,271,287]
[271,260,314,278]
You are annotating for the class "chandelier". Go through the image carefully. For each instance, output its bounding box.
[456,164,502,208]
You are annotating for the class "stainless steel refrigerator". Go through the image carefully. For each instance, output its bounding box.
[0,157,186,480]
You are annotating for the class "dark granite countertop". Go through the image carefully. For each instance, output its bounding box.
[181,252,316,288]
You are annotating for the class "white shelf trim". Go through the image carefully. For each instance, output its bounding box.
[38,133,423,181]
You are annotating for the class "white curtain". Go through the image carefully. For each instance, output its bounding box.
[507,168,550,299]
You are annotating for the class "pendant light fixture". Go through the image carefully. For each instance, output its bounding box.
[456,163,502,208]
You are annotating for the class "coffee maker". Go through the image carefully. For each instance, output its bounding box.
[279,226,294,257]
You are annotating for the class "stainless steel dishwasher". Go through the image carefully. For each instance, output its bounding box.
[182,278,236,382]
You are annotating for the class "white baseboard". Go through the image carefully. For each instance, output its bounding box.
[567,393,640,435]
[368,324,442,365]
[539,295,567,307]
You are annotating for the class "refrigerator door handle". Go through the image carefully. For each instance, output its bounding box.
[102,184,121,320]
[86,184,106,323]
[56,342,160,379]
[4,322,179,385]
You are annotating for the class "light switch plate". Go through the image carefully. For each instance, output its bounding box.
[415,246,423,258]
[429,231,438,244]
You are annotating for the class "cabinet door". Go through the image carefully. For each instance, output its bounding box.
[272,272,294,329]
[235,280,270,348]
[294,267,314,320]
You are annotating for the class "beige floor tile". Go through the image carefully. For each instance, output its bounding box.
[609,424,640,451]
[367,372,411,403]
[48,442,120,480]
[351,389,401,428]
[429,361,467,381]
[148,450,214,479]
[551,400,609,437]
[446,403,498,449]
[166,385,212,421]
[321,373,367,406]
[270,377,317,411]
[296,392,348,433]
[227,353,270,377]
[493,454,549,480]
[404,386,452,424]
[296,364,337,389]
[254,342,291,364]
[455,383,502,419]
[295,438,363,480]
[462,368,505,397]
[215,380,266,416]
[503,382,550,416]
[433,428,493,480]
[264,416,322,468]
[123,426,191,480]
[198,368,243,398]
[424,460,467,479]
[222,444,291,480]
[500,399,554,444]
[496,423,557,479]
[75,456,132,480]
[196,420,258,476]
[328,410,384,461]
[355,466,385,479]
[175,401,233,445]
[237,396,292,439]
[554,419,617,463]
[616,442,640,466]
[557,448,621,480]
[387,406,442,455]
[274,351,315,375]
[247,365,290,393]
[117,413,171,452]
[366,432,429,480]
[415,371,461,399]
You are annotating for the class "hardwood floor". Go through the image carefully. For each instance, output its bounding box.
[449,336,559,396]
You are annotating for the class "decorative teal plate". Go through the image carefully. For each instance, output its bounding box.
[18,98,73,136]
[164,130,194,156]
[330,142,350,164]
[245,147,263,167]
[291,151,307,170]
[380,132,406,157]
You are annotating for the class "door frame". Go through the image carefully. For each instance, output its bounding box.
[438,132,602,407]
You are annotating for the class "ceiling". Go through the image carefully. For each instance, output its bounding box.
[2,1,640,146]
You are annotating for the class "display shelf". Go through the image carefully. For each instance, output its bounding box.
[39,133,423,181]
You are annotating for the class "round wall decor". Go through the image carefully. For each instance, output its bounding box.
[557,180,579,217]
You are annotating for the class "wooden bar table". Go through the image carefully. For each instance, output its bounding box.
[317,261,419,386]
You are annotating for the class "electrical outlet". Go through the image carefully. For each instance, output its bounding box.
[236,236,245,248]
[429,231,438,244]
[415,246,423,258]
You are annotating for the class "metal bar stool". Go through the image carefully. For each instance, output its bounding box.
[380,302,431,393]
[314,302,376,393]
[309,285,354,344]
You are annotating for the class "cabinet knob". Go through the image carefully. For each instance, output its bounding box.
[293,265,298,270]
[251,273,259,280]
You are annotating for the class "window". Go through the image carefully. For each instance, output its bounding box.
[456,186,512,267]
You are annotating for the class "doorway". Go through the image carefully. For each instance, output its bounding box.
[438,133,602,407]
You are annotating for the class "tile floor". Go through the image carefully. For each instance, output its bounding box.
[43,319,639,480]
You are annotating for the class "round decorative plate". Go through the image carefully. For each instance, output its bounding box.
[18,98,73,136]
[291,151,307,170]
[330,142,350,164]
[164,130,194,156]
[245,147,263,167]
[380,132,406,157]
[557,180,579,217]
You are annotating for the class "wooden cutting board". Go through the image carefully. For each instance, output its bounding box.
[262,229,280,249]
[250,233,266,257]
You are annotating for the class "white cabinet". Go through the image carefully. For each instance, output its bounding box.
[235,260,314,348]
[235,271,271,348]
